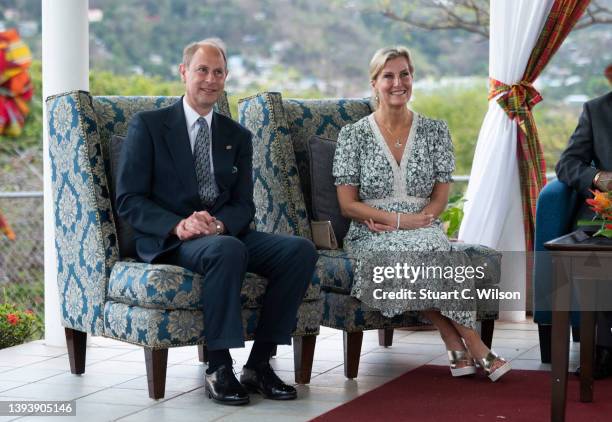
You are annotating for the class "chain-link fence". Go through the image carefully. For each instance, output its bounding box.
[0,192,44,284]
[0,147,44,340]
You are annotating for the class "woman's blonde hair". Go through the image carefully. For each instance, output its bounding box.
[369,46,414,82]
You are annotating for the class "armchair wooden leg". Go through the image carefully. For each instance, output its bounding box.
[65,328,87,375]
[538,324,552,363]
[293,335,316,384]
[144,348,168,400]
[480,319,494,349]
[198,344,209,363]
[378,328,393,347]
[343,331,363,379]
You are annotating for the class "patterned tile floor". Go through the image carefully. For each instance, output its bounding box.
[0,319,579,421]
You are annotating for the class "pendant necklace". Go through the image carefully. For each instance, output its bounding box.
[379,116,408,148]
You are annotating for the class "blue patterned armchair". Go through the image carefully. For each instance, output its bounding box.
[45,90,322,399]
[238,92,500,378]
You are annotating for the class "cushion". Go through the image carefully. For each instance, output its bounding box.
[321,291,425,332]
[450,243,502,287]
[282,97,373,219]
[316,245,501,295]
[307,135,351,246]
[108,261,322,311]
[109,135,137,258]
[320,290,497,333]
[103,298,322,348]
[315,249,356,294]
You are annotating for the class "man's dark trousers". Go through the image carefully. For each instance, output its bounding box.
[163,230,317,351]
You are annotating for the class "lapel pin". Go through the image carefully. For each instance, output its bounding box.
[226,145,232,150]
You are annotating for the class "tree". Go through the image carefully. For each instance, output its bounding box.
[376,0,612,39]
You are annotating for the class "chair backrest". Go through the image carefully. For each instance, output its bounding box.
[238,92,372,239]
[45,91,230,335]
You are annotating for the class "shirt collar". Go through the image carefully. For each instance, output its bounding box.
[183,96,213,130]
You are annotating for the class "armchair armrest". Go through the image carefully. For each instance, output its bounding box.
[534,179,578,251]
[533,179,579,325]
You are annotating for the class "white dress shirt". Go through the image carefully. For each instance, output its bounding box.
[183,97,215,174]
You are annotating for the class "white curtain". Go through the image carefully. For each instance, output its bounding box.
[458,0,553,320]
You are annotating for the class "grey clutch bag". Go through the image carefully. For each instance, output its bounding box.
[311,220,339,250]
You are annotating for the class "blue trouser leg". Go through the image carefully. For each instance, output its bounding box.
[165,235,248,351]
[239,230,318,345]
[162,230,317,350]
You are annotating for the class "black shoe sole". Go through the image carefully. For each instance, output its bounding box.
[242,382,297,400]
[205,387,250,406]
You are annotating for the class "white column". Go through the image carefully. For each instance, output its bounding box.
[41,0,89,346]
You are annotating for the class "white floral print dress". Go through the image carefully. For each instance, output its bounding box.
[333,112,476,328]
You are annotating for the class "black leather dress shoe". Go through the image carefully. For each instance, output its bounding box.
[574,346,612,380]
[204,364,249,405]
[240,362,297,400]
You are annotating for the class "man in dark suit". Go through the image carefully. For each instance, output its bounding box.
[116,38,317,405]
[556,64,612,379]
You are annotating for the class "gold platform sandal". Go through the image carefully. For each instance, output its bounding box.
[448,350,477,377]
[478,351,511,382]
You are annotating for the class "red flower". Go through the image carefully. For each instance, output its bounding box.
[606,223,612,230]
[6,313,20,325]
[25,309,34,315]
[588,190,612,211]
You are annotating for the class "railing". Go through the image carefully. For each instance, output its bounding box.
[452,172,557,183]
[0,191,43,198]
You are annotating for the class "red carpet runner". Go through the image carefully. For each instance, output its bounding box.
[313,365,612,421]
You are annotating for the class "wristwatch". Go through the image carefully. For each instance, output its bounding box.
[214,222,223,235]
[594,171,612,191]
[594,171,602,187]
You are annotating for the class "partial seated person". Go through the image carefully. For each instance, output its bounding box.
[556,63,612,380]
[333,46,511,382]
[116,38,317,405]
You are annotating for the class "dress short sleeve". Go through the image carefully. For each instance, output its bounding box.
[433,121,455,183]
[333,124,361,186]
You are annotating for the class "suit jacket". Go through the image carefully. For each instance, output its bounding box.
[116,98,255,263]
[555,91,612,221]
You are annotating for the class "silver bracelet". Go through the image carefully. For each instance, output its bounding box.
[396,212,401,230]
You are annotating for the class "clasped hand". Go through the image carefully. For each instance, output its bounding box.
[364,212,434,233]
[175,211,219,240]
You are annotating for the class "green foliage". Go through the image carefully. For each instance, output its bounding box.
[440,193,465,238]
[0,300,41,349]
[1,278,44,343]
[90,69,184,96]
[533,104,580,171]
[411,85,488,175]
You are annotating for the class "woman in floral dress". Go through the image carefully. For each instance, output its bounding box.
[333,46,511,381]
